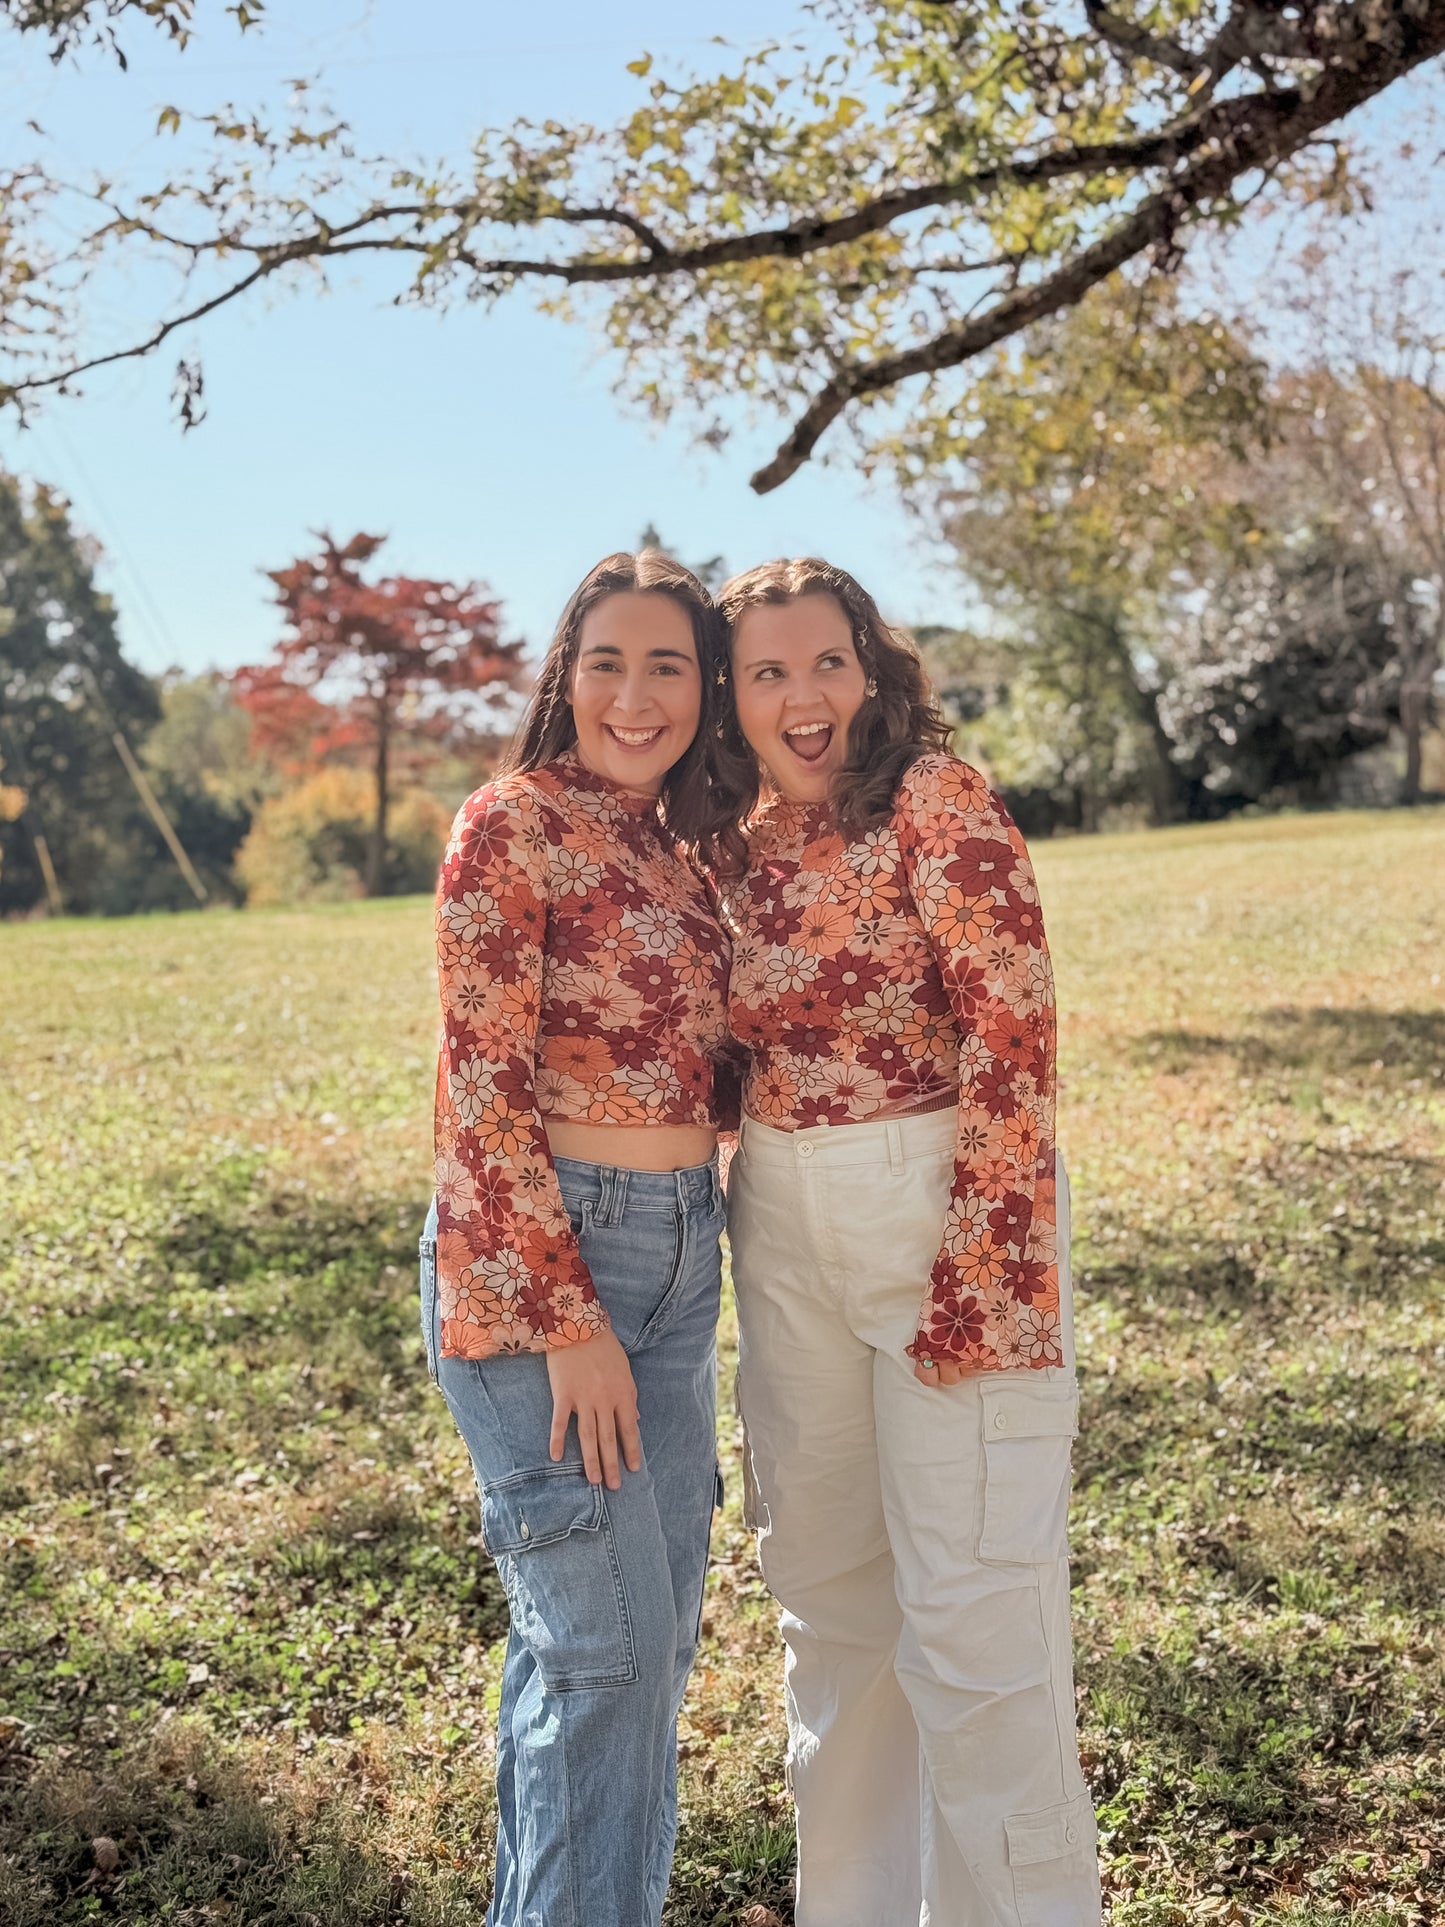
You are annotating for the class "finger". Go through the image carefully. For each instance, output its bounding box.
[597,1412,621,1492]
[577,1410,602,1487]
[913,1359,943,1388]
[618,1403,643,1474]
[549,1392,571,1463]
[936,1360,966,1387]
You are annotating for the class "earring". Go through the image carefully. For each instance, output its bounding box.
[715,668,728,687]
[715,721,727,738]
[865,676,878,697]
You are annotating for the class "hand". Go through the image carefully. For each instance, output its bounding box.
[912,1354,970,1388]
[546,1328,642,1490]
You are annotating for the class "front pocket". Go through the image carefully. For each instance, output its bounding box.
[977,1377,1078,1565]
[479,1466,636,1691]
[417,1234,440,1384]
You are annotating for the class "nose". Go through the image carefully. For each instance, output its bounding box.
[609,670,660,717]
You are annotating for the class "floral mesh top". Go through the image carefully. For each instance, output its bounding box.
[724,753,1060,1373]
[433,751,731,1360]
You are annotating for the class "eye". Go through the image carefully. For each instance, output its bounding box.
[820,653,850,671]
[752,665,782,682]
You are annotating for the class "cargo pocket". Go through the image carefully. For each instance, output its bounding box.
[480,1466,637,1691]
[417,1234,440,1384]
[977,1377,1078,1565]
[1006,1792,1099,1927]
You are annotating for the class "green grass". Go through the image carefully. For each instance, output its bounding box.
[1,808,1442,1925]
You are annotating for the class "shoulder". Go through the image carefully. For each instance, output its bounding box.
[443,772,557,877]
[895,752,1015,839]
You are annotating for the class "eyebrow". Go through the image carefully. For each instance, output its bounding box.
[578,642,693,662]
[739,648,842,670]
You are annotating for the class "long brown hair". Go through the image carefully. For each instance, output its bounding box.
[503,549,725,846]
[702,557,952,875]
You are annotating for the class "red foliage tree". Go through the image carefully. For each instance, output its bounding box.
[235,533,523,895]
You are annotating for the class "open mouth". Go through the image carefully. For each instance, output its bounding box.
[782,721,834,765]
[605,724,666,751]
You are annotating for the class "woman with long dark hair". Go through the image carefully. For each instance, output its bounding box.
[705,558,1100,1927]
[420,550,732,1926]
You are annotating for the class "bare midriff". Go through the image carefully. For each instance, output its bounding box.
[544,1118,719,1172]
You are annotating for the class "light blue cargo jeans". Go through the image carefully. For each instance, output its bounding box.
[419,1155,724,1927]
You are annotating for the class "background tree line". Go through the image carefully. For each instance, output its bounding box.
[2,0,1442,916]
[908,259,1445,835]
[4,251,1441,921]
[0,491,522,916]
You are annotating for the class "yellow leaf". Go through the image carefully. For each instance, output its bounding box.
[626,54,653,77]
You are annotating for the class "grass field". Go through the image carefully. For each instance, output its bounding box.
[1,806,1442,1926]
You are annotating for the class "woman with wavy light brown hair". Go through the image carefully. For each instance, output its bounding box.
[706,558,1099,1927]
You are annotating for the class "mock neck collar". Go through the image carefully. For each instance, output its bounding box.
[549,747,664,817]
[756,786,837,840]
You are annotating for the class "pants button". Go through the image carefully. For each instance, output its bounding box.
[797,1141,814,1158]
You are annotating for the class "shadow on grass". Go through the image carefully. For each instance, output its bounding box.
[0,1719,492,1927]
[1137,1004,1445,1083]
[1076,1363,1445,1616]
[151,1188,429,1301]
[1080,1129,1444,1320]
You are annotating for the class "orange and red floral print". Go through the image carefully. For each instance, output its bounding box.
[723,753,1059,1372]
[434,752,731,1361]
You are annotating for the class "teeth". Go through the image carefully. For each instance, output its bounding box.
[609,726,663,745]
[786,723,830,738]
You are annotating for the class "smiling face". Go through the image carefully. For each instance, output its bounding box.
[568,590,703,796]
[730,592,868,803]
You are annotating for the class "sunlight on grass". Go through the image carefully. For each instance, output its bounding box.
[2,808,1442,1924]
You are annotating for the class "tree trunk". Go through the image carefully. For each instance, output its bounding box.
[1398,615,1443,807]
[1400,681,1424,806]
[366,699,390,897]
[1097,607,1189,825]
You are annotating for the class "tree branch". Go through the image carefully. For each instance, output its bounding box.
[1082,0,1209,77]
[3,92,1279,403]
[748,0,1445,491]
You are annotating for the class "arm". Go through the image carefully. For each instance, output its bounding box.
[437,784,641,1483]
[434,783,605,1357]
[898,761,1059,1378]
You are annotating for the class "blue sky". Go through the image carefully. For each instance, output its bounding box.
[2,3,1442,676]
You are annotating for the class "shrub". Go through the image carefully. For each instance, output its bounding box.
[236,768,450,904]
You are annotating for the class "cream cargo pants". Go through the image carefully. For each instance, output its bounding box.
[729,1108,1100,1927]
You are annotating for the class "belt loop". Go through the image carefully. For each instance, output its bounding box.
[886,1120,904,1175]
